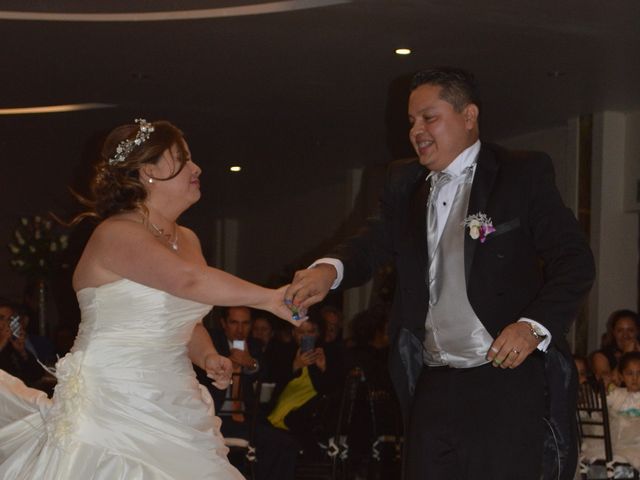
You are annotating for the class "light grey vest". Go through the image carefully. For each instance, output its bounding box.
[423,172,494,368]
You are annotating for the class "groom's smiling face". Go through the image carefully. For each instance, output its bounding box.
[408,84,479,172]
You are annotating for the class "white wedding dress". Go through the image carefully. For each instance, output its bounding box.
[0,278,243,479]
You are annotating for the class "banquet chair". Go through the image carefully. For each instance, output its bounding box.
[219,373,262,480]
[576,379,612,464]
[576,380,639,480]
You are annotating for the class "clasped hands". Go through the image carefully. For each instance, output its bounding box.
[282,263,337,320]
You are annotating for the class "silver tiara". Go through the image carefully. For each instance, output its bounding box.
[108,118,155,165]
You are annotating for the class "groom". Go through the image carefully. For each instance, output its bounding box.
[285,67,595,479]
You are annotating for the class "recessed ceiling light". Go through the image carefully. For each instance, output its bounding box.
[229,166,242,172]
[395,48,411,55]
[0,103,115,115]
[547,70,566,78]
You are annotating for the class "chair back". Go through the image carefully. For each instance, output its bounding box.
[218,372,262,479]
[576,380,612,462]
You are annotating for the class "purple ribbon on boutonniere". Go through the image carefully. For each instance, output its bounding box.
[462,213,496,243]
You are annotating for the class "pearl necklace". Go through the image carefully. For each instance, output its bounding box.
[149,221,179,251]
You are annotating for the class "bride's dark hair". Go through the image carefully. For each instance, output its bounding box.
[73,120,188,222]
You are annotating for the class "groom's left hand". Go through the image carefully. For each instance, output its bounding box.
[486,322,540,369]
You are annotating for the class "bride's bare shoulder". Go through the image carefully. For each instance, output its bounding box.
[91,213,145,239]
[73,214,148,289]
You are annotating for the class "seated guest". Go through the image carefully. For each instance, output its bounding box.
[346,305,401,470]
[607,352,640,470]
[320,305,343,345]
[347,304,391,388]
[274,321,294,346]
[0,300,47,391]
[13,305,57,367]
[573,354,591,385]
[195,306,297,480]
[590,350,615,392]
[268,315,344,454]
[591,309,640,389]
[581,352,640,470]
[251,313,282,395]
[252,314,275,353]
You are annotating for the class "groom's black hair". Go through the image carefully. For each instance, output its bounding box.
[410,67,481,114]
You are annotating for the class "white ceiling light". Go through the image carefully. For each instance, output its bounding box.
[395,48,411,55]
[0,0,351,22]
[229,166,242,172]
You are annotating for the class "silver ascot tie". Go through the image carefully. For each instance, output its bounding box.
[426,171,452,305]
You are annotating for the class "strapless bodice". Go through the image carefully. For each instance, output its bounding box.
[73,278,211,371]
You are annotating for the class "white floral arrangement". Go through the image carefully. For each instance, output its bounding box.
[462,212,495,243]
[8,215,69,276]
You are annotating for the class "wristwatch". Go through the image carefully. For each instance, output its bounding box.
[526,322,547,342]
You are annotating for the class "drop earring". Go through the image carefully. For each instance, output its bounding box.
[148,178,154,184]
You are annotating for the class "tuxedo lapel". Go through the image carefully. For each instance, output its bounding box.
[410,171,430,284]
[464,146,499,285]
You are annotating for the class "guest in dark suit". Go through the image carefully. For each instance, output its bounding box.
[195,306,298,480]
[206,307,262,414]
[285,67,595,480]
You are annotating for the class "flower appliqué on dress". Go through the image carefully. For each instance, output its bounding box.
[46,350,86,447]
[463,213,496,243]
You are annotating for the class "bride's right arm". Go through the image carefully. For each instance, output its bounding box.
[85,219,299,324]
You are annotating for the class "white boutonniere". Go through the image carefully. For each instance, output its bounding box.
[463,212,496,243]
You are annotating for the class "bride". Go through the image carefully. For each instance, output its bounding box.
[0,119,301,479]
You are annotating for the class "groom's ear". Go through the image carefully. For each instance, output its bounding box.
[463,104,479,129]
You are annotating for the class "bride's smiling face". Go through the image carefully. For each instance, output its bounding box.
[144,140,202,208]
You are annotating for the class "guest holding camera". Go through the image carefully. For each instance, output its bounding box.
[196,306,298,480]
[0,301,44,390]
[268,314,344,455]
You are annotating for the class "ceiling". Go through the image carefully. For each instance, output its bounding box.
[1,0,639,288]
[3,1,639,150]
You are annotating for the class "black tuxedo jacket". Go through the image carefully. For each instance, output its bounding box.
[328,143,595,477]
